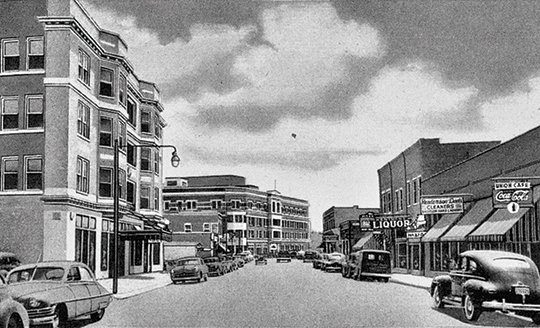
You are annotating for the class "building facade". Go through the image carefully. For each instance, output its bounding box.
[377,138,500,274]
[322,206,379,253]
[0,0,169,279]
[162,175,311,254]
[420,126,540,276]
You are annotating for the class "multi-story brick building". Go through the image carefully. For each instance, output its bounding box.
[0,0,170,278]
[322,206,379,253]
[162,175,311,254]
[377,138,500,274]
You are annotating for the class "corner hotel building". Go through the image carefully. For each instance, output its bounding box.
[0,0,170,278]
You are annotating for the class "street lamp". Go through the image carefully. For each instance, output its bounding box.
[112,139,180,294]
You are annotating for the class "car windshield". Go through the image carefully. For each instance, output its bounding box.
[177,259,199,266]
[8,267,65,283]
[493,257,531,269]
[205,258,219,263]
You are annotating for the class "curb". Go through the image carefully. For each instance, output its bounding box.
[390,279,431,292]
[112,281,172,300]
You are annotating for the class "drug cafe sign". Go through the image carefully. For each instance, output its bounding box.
[492,179,533,208]
[420,197,464,214]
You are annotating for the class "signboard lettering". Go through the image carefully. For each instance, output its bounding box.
[407,232,425,239]
[420,197,464,214]
[492,179,533,208]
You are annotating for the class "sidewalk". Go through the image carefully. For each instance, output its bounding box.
[98,271,171,300]
[97,271,432,300]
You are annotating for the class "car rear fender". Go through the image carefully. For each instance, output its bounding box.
[431,275,452,296]
[463,279,493,301]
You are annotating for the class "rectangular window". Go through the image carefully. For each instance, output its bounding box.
[99,68,113,97]
[2,97,19,130]
[154,116,161,138]
[27,37,44,70]
[119,74,127,106]
[99,167,112,198]
[77,101,90,139]
[75,216,96,272]
[152,243,160,265]
[26,96,43,129]
[231,200,241,209]
[184,223,192,233]
[127,143,136,166]
[154,187,159,210]
[127,97,136,126]
[119,169,126,200]
[99,117,112,147]
[2,157,18,190]
[76,157,89,194]
[119,121,126,148]
[2,39,19,71]
[140,186,150,209]
[140,148,151,171]
[141,111,151,133]
[211,200,222,209]
[78,49,90,85]
[127,181,136,206]
[186,200,197,210]
[154,150,160,174]
[407,181,411,207]
[203,223,210,232]
[25,156,42,190]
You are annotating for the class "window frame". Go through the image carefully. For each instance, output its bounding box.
[77,101,90,139]
[2,156,19,191]
[184,223,192,233]
[140,147,151,172]
[99,67,114,98]
[26,37,44,70]
[140,186,150,209]
[2,39,20,72]
[98,167,113,198]
[141,110,151,134]
[99,116,113,147]
[78,49,91,86]
[25,95,43,129]
[76,156,90,194]
[118,74,127,106]
[127,97,136,127]
[24,155,42,191]
[2,96,19,130]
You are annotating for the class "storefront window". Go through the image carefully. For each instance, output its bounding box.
[398,243,407,269]
[75,214,96,273]
[152,243,160,265]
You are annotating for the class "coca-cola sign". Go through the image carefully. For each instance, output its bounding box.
[492,179,533,208]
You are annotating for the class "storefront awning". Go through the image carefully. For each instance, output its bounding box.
[352,232,374,251]
[119,228,172,242]
[421,213,461,242]
[467,207,529,241]
[439,198,493,242]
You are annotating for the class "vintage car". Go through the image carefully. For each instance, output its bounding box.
[313,253,329,269]
[233,255,245,268]
[255,256,268,265]
[0,253,20,278]
[276,251,292,263]
[219,256,234,273]
[341,252,360,278]
[296,250,305,260]
[170,257,209,284]
[352,249,391,282]
[5,261,111,327]
[431,250,540,323]
[203,257,225,276]
[239,251,254,262]
[302,250,319,263]
[321,252,345,272]
[0,274,29,328]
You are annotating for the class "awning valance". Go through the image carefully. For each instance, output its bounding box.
[439,198,493,242]
[421,213,461,242]
[352,232,374,251]
[467,208,529,241]
[119,228,172,242]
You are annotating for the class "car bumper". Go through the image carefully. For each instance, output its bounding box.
[277,258,291,262]
[27,306,56,325]
[483,300,540,312]
[171,273,200,281]
[360,272,391,279]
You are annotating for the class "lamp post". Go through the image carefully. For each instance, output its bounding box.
[112,139,180,294]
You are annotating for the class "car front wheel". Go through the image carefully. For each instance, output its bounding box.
[432,285,445,309]
[463,293,482,321]
[91,309,105,323]
[7,314,24,328]
[531,313,540,325]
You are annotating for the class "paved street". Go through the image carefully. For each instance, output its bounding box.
[82,260,538,328]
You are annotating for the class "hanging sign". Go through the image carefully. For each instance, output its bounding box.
[420,197,464,214]
[492,179,533,208]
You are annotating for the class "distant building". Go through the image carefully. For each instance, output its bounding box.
[0,0,169,278]
[377,138,500,274]
[322,206,379,253]
[162,175,311,254]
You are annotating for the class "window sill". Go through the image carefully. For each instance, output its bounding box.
[0,129,44,135]
[77,134,90,143]
[0,70,45,76]
[0,190,43,195]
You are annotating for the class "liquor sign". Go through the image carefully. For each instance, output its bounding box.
[492,179,533,208]
[370,216,411,230]
[420,197,464,214]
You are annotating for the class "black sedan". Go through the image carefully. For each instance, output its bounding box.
[431,250,540,323]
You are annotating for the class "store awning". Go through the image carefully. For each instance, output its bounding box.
[421,213,461,242]
[439,198,493,242]
[119,228,172,242]
[352,232,374,251]
[467,207,529,241]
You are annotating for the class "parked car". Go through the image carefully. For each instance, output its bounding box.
[341,252,360,278]
[170,257,209,284]
[255,256,268,265]
[296,250,305,260]
[277,251,292,263]
[0,274,29,328]
[313,253,329,269]
[352,249,391,282]
[0,252,20,278]
[203,257,225,276]
[303,250,319,263]
[6,261,111,327]
[321,252,345,272]
[240,251,254,262]
[233,255,245,268]
[431,250,540,323]
[219,256,234,273]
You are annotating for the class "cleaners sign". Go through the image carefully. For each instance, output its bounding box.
[492,179,533,208]
[420,197,464,214]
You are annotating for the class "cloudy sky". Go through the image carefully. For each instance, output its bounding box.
[83,0,540,231]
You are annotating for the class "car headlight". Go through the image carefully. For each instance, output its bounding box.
[170,269,175,274]
[28,298,43,308]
